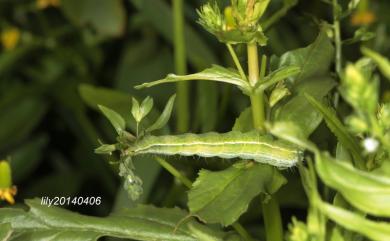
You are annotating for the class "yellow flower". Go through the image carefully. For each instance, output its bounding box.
[1,27,20,50]
[36,0,61,9]
[0,161,17,205]
[351,10,376,26]
[0,186,17,205]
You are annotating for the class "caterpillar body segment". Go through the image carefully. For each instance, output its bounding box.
[126,131,302,168]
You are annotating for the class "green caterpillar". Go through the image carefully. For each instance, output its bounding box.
[125,131,302,168]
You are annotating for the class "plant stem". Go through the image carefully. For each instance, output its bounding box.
[247,42,283,241]
[262,197,284,241]
[173,0,189,133]
[232,223,255,241]
[227,44,247,81]
[155,157,254,240]
[155,157,193,188]
[250,94,265,130]
[262,3,296,31]
[247,43,265,131]
[333,0,342,77]
[247,43,259,87]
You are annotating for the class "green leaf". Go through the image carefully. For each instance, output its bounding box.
[8,135,48,183]
[146,94,176,133]
[268,121,317,152]
[140,97,154,119]
[256,66,301,92]
[274,76,336,137]
[319,202,390,241]
[79,84,133,122]
[316,153,390,217]
[343,27,375,45]
[135,65,250,93]
[61,0,125,37]
[94,144,117,155]
[0,223,12,240]
[114,40,161,90]
[277,29,334,83]
[79,84,130,111]
[131,97,154,123]
[0,199,226,241]
[272,37,337,135]
[98,105,126,134]
[362,47,390,81]
[188,162,286,226]
[305,94,365,169]
[269,82,291,108]
[0,97,47,152]
[232,107,253,132]
[131,97,140,122]
[79,84,162,133]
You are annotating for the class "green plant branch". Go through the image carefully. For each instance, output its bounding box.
[155,157,193,188]
[154,157,254,241]
[333,0,342,77]
[173,0,189,133]
[262,1,298,31]
[247,42,283,241]
[227,44,248,81]
[231,223,255,241]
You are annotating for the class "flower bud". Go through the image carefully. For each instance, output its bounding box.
[197,1,269,45]
[0,161,17,205]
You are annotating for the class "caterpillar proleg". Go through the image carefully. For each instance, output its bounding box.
[126,131,302,168]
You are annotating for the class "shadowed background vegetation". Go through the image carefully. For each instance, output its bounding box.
[0,0,389,238]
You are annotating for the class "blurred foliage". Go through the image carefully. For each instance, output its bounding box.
[0,0,390,240]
